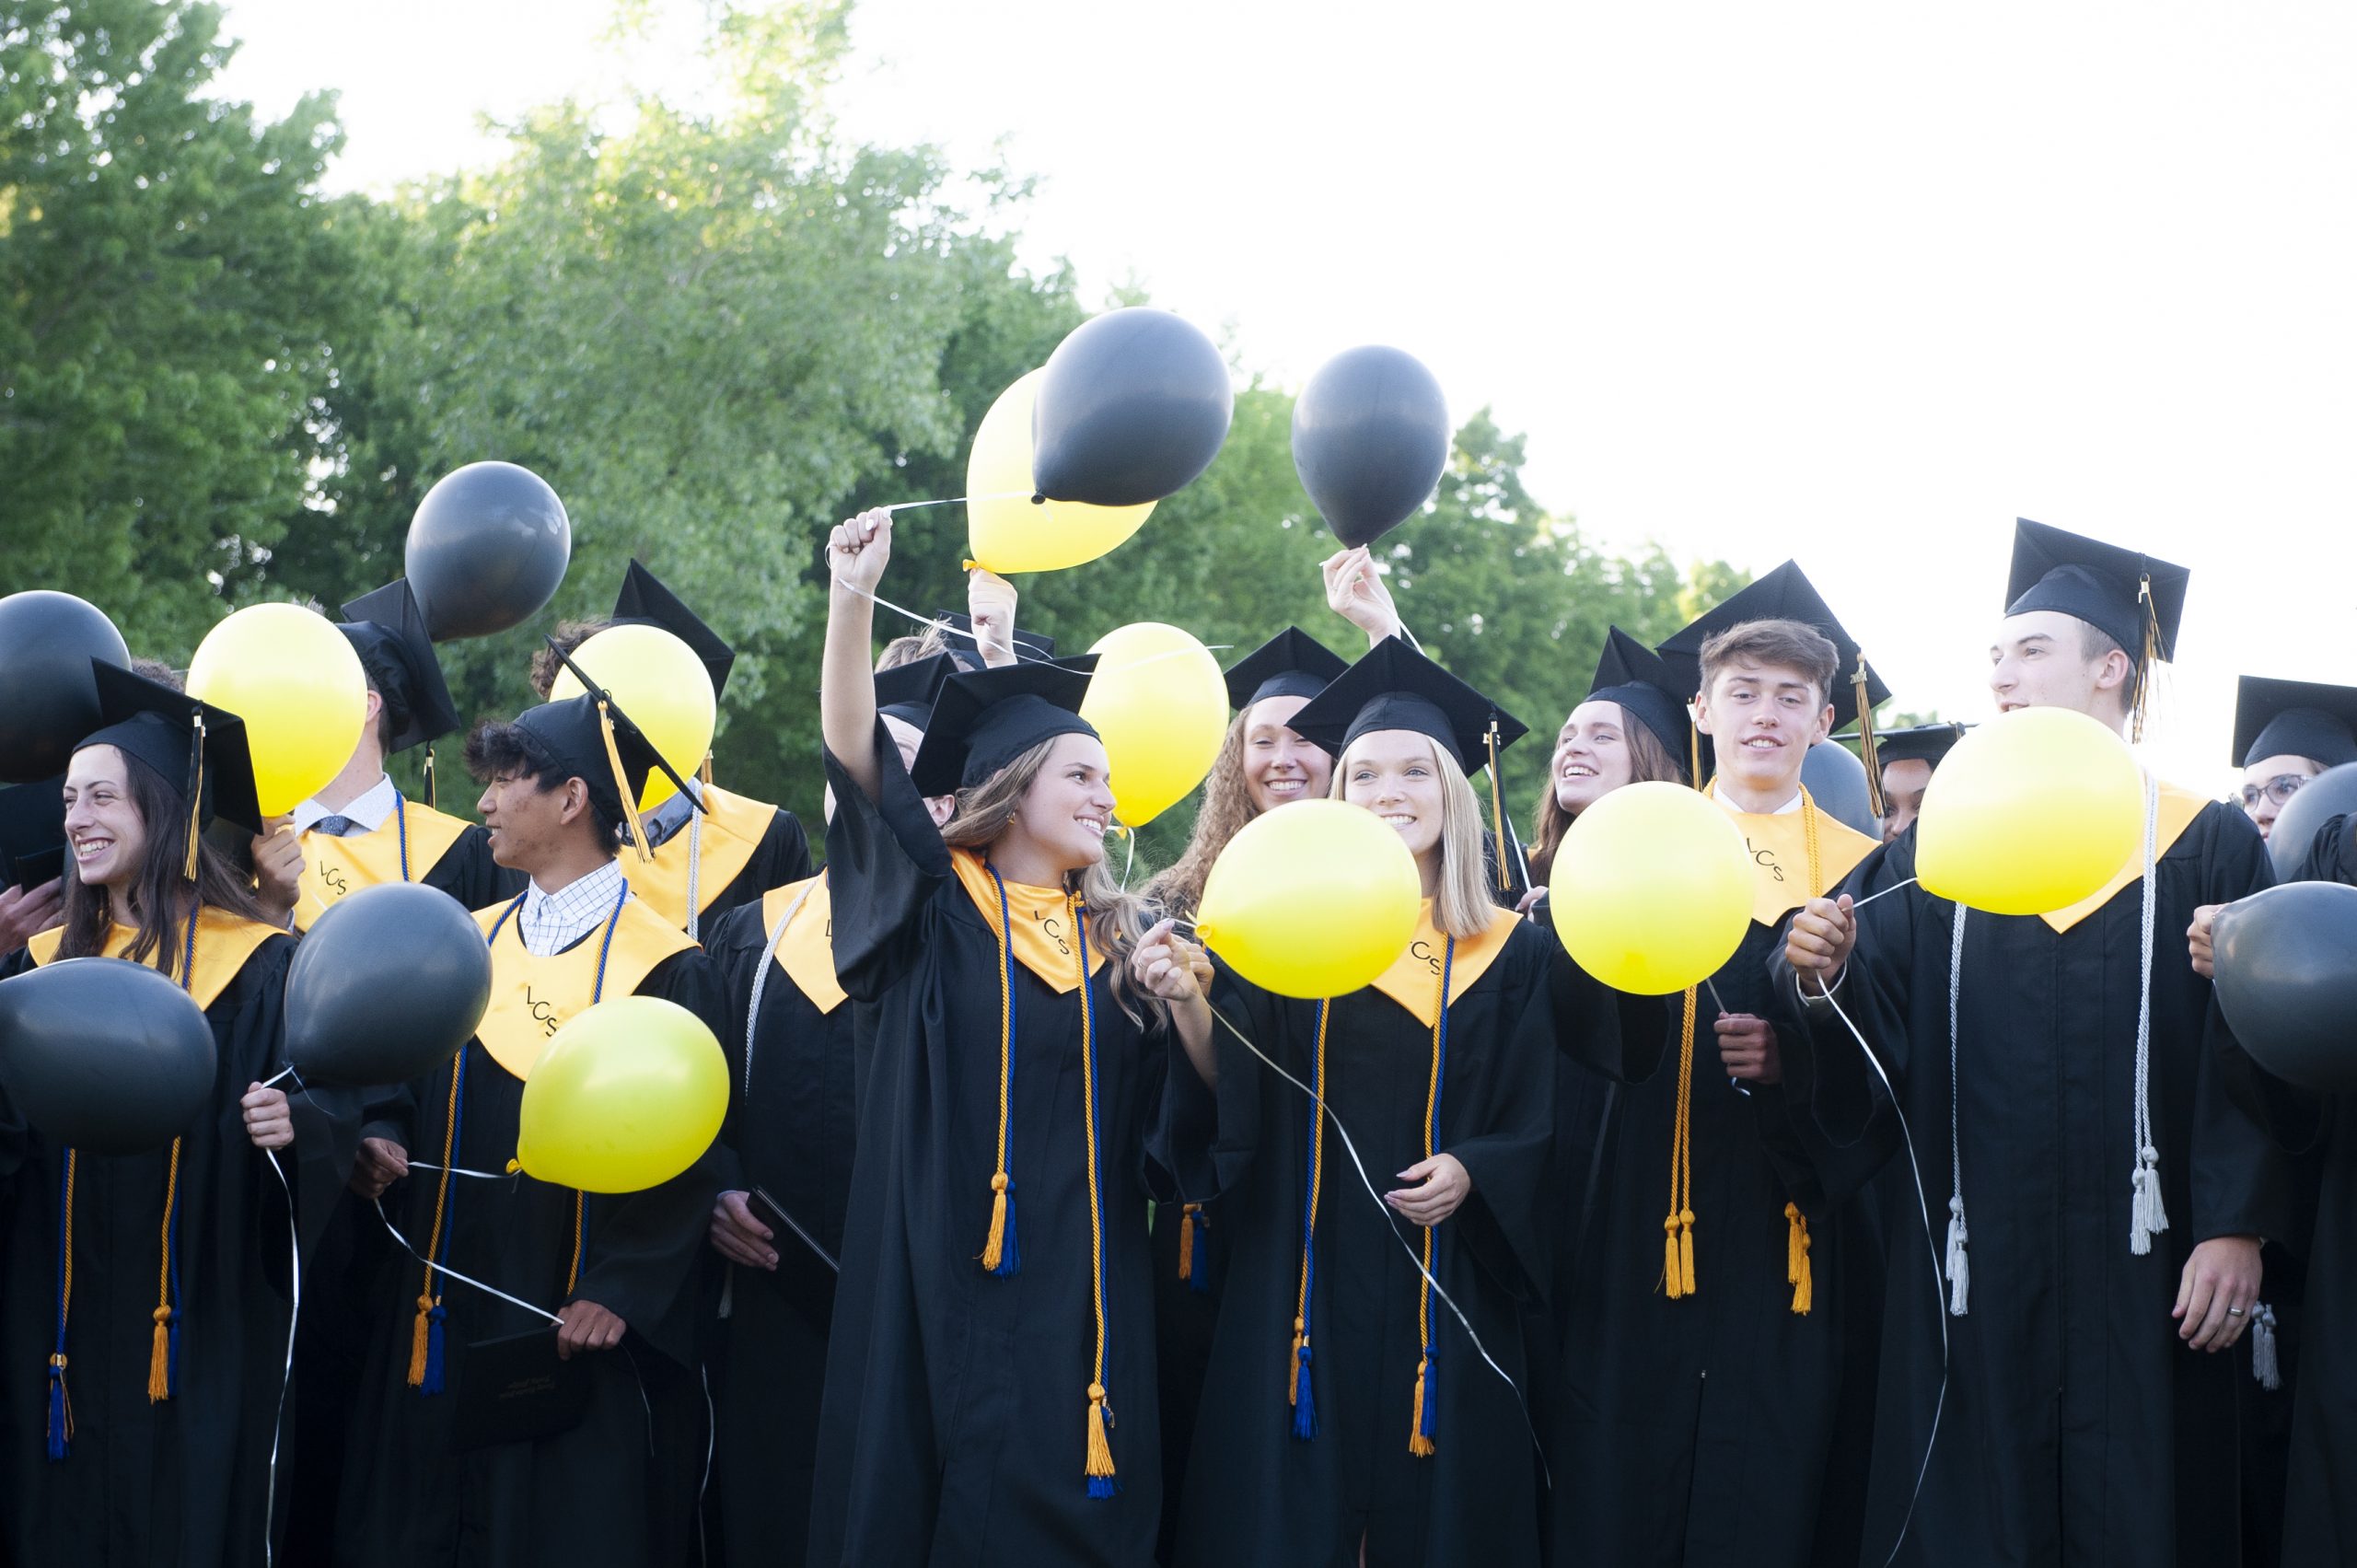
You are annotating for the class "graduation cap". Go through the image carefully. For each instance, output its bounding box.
[1862,721,1969,772]
[1585,626,1691,768]
[0,777,67,891]
[76,660,263,876]
[613,560,736,701]
[339,580,462,805]
[908,656,1100,796]
[931,610,1057,673]
[2232,675,2357,770]
[2003,519,2189,742]
[532,638,704,857]
[876,652,956,730]
[1224,627,1350,712]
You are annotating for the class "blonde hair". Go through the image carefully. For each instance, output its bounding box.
[941,733,1161,1025]
[1142,711,1258,922]
[1329,731,1493,940]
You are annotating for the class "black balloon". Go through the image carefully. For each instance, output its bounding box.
[0,958,217,1154]
[404,461,573,641]
[1802,739,1877,839]
[1290,345,1450,549]
[2212,879,2357,1093]
[2265,760,2357,880]
[284,882,492,1086]
[1030,308,1233,507]
[0,590,132,784]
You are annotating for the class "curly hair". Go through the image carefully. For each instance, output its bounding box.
[463,718,629,848]
[527,619,612,700]
[1139,712,1260,923]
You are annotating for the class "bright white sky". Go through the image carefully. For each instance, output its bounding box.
[216,0,2357,791]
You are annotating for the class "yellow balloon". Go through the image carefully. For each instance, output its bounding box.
[1549,781,1753,994]
[1081,621,1226,828]
[548,623,716,810]
[515,995,728,1193]
[967,369,1155,573]
[1196,799,1422,998]
[187,603,367,817]
[1915,706,2143,915]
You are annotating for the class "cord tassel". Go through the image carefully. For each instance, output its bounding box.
[148,1307,173,1402]
[2130,1146,2168,1255]
[46,1355,72,1459]
[408,1295,433,1388]
[981,1172,1018,1275]
[1177,1202,1199,1286]
[1664,987,1698,1298]
[1784,1203,1813,1314]
[978,865,1021,1276]
[1944,1194,1971,1316]
[2252,1304,2281,1391]
[48,1147,76,1461]
[1085,1383,1118,1497]
[1407,1350,1437,1458]
[1289,1324,1317,1437]
[1287,1003,1330,1437]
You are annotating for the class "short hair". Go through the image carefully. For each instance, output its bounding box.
[1697,618,1838,708]
[876,633,935,672]
[128,656,184,691]
[528,619,610,700]
[462,718,626,847]
[2078,621,2127,666]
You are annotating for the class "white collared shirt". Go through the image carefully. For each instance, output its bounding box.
[294,774,401,835]
[517,859,629,958]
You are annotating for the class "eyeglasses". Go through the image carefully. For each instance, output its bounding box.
[2239,774,2308,810]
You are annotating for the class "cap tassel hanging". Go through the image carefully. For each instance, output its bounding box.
[700,750,714,789]
[1852,656,1887,819]
[180,714,206,883]
[1484,720,1509,894]
[1663,987,1698,1298]
[595,702,653,865]
[423,744,437,812]
[2131,574,2163,746]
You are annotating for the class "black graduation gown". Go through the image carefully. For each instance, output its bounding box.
[1547,908,1887,1568]
[806,727,1196,1568]
[0,934,302,1567]
[2266,812,2357,1568]
[702,888,858,1568]
[1770,801,2287,1567]
[1165,921,1563,1568]
[332,943,726,1568]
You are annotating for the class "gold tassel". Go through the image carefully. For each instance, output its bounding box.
[181,714,205,882]
[1085,1382,1117,1484]
[596,702,652,864]
[423,745,437,812]
[1688,716,1704,793]
[1852,656,1886,819]
[147,1307,172,1402]
[1177,1204,1197,1283]
[980,1172,1010,1272]
[1484,721,1509,893]
[407,1294,433,1387]
[699,750,714,789]
[1407,1358,1436,1458]
[1785,1203,1814,1315]
[150,1134,181,1402]
[2132,573,2161,745]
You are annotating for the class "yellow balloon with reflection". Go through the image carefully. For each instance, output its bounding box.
[1915,705,2143,915]
[548,623,715,810]
[515,995,728,1193]
[1549,781,1753,994]
[966,369,1155,574]
[187,603,367,817]
[1080,621,1226,828]
[1196,799,1422,998]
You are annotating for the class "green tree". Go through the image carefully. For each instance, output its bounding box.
[0,0,365,653]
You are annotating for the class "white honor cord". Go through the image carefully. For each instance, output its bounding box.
[1812,978,1950,1568]
[747,879,820,1100]
[1945,905,1970,1317]
[684,807,702,946]
[373,1197,566,1326]
[1208,1005,1551,1488]
[2130,773,2166,1254]
[262,1148,301,1568]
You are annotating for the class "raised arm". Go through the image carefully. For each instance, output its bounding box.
[822,507,894,805]
[1322,545,1405,648]
[966,567,1023,669]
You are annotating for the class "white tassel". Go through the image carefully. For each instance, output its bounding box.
[2252,1303,2282,1391]
[1943,1193,1970,1316]
[2129,1145,2167,1255]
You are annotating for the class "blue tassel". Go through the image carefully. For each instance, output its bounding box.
[1291,1344,1317,1439]
[1086,1475,1118,1500]
[422,1306,447,1395]
[45,1367,68,1460]
[167,1315,180,1397]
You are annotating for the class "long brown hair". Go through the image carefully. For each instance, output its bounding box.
[1141,712,1258,923]
[60,749,276,970]
[941,734,1163,1027]
[1527,701,1687,884]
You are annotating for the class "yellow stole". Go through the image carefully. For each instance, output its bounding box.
[1366,901,1521,1027]
[28,906,282,1008]
[470,890,698,1079]
[294,798,477,933]
[762,875,846,1015]
[947,850,1108,991]
[2038,779,2208,935]
[621,785,776,930]
[1712,787,1881,925]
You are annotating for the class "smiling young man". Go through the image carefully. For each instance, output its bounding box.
[1779,519,2285,1567]
[1550,564,1887,1568]
[335,691,726,1568]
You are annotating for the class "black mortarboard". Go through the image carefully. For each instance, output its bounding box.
[1223,627,1350,712]
[530,639,706,848]
[338,578,460,754]
[909,656,1101,796]
[876,653,956,730]
[1655,560,1890,729]
[613,560,735,700]
[2232,675,2357,770]
[2003,519,2189,671]
[0,777,66,890]
[1288,636,1527,772]
[1864,721,1969,770]
[76,660,263,845]
[932,610,1057,674]
[1585,626,1690,765]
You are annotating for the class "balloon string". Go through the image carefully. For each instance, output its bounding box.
[828,582,1058,666]
[1851,876,1919,911]
[882,491,1031,514]
[1207,1005,1550,1489]
[407,1161,517,1181]
[261,1149,300,1568]
[373,1197,565,1326]
[1803,972,1949,1568]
